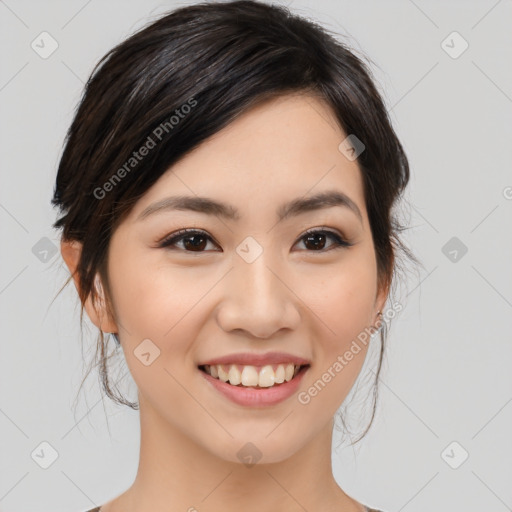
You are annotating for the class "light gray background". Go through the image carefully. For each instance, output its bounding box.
[1,1,511,511]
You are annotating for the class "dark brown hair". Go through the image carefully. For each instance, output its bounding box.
[52,0,420,441]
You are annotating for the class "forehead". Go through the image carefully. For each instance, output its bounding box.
[129,93,366,224]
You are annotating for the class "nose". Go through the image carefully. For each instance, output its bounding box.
[216,252,301,339]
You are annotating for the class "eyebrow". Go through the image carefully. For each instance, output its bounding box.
[137,189,363,224]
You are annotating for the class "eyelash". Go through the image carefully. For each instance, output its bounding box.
[158,227,353,253]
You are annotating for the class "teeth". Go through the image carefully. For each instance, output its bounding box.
[285,363,295,382]
[257,365,274,387]
[275,364,285,384]
[228,365,241,385]
[202,363,304,388]
[217,365,229,382]
[241,365,260,386]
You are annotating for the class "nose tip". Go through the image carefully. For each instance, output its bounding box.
[216,258,300,338]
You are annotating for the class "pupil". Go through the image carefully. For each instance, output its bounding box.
[305,233,325,250]
[185,235,206,251]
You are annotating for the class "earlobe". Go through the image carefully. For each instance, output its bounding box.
[60,239,118,333]
[374,279,390,325]
[60,239,83,292]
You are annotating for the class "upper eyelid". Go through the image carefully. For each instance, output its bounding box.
[159,228,216,245]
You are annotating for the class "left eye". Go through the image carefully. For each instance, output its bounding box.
[297,228,352,251]
[158,228,352,252]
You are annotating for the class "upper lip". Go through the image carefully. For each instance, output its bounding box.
[198,352,311,367]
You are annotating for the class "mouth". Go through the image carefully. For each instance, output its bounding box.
[198,363,310,389]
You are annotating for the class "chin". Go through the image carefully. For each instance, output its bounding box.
[203,433,303,466]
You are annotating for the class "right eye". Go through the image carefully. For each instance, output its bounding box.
[158,229,221,252]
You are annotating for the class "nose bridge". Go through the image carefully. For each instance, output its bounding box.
[236,249,280,305]
[234,233,281,298]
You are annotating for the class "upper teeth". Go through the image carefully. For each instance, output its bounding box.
[203,363,302,387]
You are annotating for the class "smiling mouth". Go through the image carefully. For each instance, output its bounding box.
[198,363,310,388]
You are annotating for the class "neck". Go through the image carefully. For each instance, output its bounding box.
[107,396,364,512]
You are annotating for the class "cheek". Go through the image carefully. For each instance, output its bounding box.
[299,254,377,405]
[108,247,211,337]
[106,251,226,399]
[305,255,377,346]
[107,257,209,407]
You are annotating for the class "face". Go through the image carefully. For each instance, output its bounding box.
[98,93,386,463]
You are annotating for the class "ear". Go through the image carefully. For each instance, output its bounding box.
[374,276,391,321]
[60,239,118,333]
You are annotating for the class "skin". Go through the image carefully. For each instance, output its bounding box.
[62,93,388,512]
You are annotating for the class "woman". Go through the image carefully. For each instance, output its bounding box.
[52,1,417,510]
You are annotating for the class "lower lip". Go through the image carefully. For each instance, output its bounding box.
[199,366,309,407]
